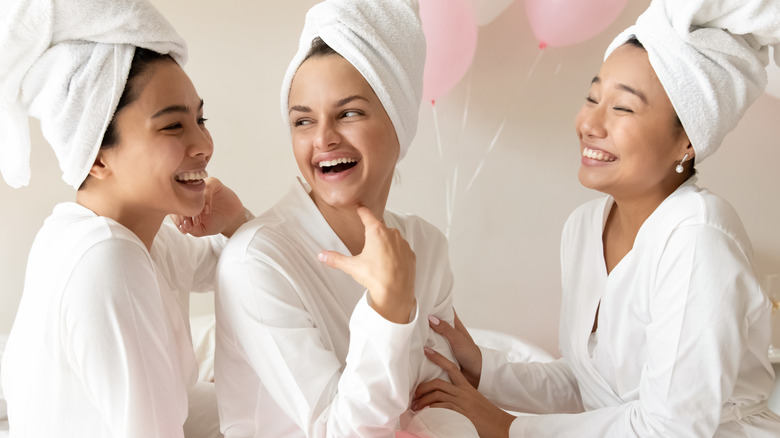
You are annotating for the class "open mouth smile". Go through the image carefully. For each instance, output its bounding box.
[318,157,358,174]
[582,147,617,162]
[175,170,208,185]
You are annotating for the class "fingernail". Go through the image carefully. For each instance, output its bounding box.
[317,252,327,262]
[424,347,435,355]
[411,403,418,412]
[428,315,440,325]
[204,204,210,215]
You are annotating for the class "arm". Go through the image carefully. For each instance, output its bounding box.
[61,239,187,438]
[417,225,761,437]
[217,252,416,438]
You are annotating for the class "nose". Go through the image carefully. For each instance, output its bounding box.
[313,118,341,150]
[189,124,214,160]
[576,104,607,140]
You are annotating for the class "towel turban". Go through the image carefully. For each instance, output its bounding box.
[281,0,426,162]
[605,0,780,164]
[0,0,187,189]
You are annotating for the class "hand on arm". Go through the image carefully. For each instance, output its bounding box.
[412,348,515,438]
[318,206,416,324]
[428,310,482,388]
[170,177,252,238]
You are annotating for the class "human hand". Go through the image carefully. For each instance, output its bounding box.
[412,348,514,438]
[429,310,482,388]
[170,177,250,238]
[318,206,416,324]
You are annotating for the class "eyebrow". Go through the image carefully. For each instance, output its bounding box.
[152,99,204,118]
[288,95,369,114]
[591,76,648,104]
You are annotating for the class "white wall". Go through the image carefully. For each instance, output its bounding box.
[2,0,779,356]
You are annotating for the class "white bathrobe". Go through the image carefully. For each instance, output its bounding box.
[478,178,780,437]
[1,202,224,438]
[215,179,475,438]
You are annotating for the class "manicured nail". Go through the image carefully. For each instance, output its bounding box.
[317,252,327,262]
[424,347,435,355]
[428,315,440,325]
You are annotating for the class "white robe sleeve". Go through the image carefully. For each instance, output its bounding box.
[478,351,583,415]
[61,238,187,438]
[506,224,763,437]
[154,223,227,294]
[217,255,416,438]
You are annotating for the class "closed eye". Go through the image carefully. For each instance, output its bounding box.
[585,96,597,104]
[198,117,208,126]
[613,107,633,113]
[163,123,182,130]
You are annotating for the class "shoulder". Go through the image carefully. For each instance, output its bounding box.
[562,196,607,237]
[385,210,448,250]
[650,183,749,244]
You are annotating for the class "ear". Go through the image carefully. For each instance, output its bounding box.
[677,127,694,161]
[88,150,112,181]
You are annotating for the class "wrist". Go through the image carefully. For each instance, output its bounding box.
[369,294,416,324]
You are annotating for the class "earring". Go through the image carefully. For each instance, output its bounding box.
[675,153,689,174]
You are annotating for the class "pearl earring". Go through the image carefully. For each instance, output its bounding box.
[675,153,689,174]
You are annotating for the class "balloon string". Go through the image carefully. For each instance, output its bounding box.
[461,66,473,134]
[465,116,507,194]
[519,49,544,91]
[432,103,444,160]
[445,165,459,239]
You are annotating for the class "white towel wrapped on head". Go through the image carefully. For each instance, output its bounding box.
[0,0,187,189]
[605,0,780,164]
[280,0,426,162]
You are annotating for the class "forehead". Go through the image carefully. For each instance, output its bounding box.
[133,61,199,110]
[598,44,665,95]
[289,55,378,103]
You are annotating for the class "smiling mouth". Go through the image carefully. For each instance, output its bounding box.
[175,170,208,184]
[318,157,358,174]
[582,147,617,162]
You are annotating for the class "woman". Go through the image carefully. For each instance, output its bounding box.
[412,1,780,437]
[214,0,475,437]
[0,1,249,436]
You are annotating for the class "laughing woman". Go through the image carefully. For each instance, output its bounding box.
[0,1,248,437]
[412,1,780,437]
[214,0,475,437]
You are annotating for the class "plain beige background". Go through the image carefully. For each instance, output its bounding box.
[1,0,779,355]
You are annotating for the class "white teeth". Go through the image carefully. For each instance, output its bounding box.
[582,147,616,162]
[175,170,208,181]
[318,157,357,168]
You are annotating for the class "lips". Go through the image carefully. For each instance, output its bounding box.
[175,169,208,184]
[317,157,358,174]
[582,147,617,162]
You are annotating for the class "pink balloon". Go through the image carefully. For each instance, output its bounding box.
[524,0,627,48]
[420,0,478,104]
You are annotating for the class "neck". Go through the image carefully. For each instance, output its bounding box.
[610,175,688,235]
[76,189,164,251]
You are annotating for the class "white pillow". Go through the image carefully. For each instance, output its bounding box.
[469,328,554,363]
